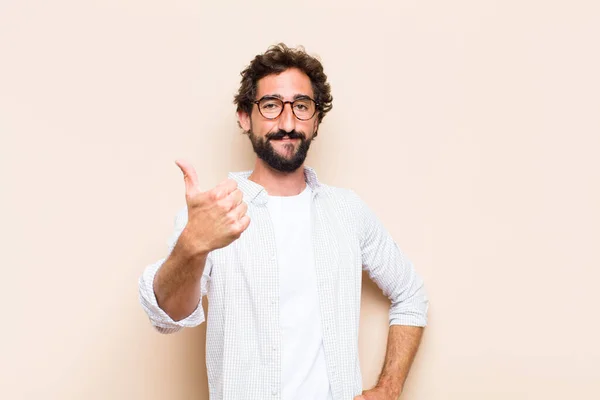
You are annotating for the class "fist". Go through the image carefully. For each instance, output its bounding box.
[175,159,251,254]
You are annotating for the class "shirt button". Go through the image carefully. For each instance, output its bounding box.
[270,254,276,261]
[272,346,277,351]
[271,389,277,396]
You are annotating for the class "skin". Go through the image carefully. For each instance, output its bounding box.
[154,67,424,399]
[355,326,424,400]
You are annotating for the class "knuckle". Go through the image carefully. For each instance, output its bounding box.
[226,212,237,224]
[227,199,236,210]
[218,199,232,211]
[207,190,219,202]
[232,224,243,237]
[186,193,202,206]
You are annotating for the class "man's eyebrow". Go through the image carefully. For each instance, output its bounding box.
[260,93,313,100]
[261,93,283,100]
[293,94,312,100]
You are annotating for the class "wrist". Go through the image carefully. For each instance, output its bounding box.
[375,381,402,399]
[176,227,211,259]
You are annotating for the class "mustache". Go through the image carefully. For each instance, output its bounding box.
[265,130,306,141]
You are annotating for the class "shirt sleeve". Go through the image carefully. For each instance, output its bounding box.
[138,207,212,334]
[355,193,429,327]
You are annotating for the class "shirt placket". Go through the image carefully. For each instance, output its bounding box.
[257,202,282,399]
[312,195,343,400]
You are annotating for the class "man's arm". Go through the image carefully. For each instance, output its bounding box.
[356,326,424,399]
[350,190,429,398]
[138,160,250,333]
[152,229,209,321]
[138,208,212,334]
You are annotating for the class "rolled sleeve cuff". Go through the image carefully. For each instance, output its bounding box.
[138,259,205,334]
[389,296,429,327]
[389,312,428,327]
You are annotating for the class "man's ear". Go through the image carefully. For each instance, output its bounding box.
[237,110,251,132]
[313,119,320,139]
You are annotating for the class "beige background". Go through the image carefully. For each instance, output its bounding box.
[1,0,599,399]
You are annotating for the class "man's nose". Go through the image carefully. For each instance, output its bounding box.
[277,102,296,133]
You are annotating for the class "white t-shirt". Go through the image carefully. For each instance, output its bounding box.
[266,185,333,400]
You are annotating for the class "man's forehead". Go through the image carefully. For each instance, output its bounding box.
[256,68,314,99]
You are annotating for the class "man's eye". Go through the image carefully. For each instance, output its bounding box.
[262,102,280,109]
[295,104,308,111]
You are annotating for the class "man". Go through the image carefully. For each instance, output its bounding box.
[139,43,428,400]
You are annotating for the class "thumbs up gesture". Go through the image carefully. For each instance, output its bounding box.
[175,159,251,254]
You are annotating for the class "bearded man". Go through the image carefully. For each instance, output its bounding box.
[139,43,428,400]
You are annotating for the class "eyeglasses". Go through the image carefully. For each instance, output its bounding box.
[253,96,319,121]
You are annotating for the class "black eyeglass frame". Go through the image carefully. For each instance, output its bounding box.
[253,95,320,121]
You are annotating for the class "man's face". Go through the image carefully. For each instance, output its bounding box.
[238,68,319,173]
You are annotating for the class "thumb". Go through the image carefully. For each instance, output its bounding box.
[175,159,200,197]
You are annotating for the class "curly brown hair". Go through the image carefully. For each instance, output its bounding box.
[234,43,333,125]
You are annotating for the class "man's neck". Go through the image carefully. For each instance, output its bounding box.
[248,159,307,197]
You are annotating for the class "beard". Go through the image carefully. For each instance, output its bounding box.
[248,129,313,173]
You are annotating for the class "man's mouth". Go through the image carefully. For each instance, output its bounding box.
[270,136,297,141]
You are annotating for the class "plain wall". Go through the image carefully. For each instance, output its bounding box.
[1,1,599,399]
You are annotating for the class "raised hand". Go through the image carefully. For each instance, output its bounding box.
[175,159,251,254]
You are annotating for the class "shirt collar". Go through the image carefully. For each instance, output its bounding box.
[228,166,321,206]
